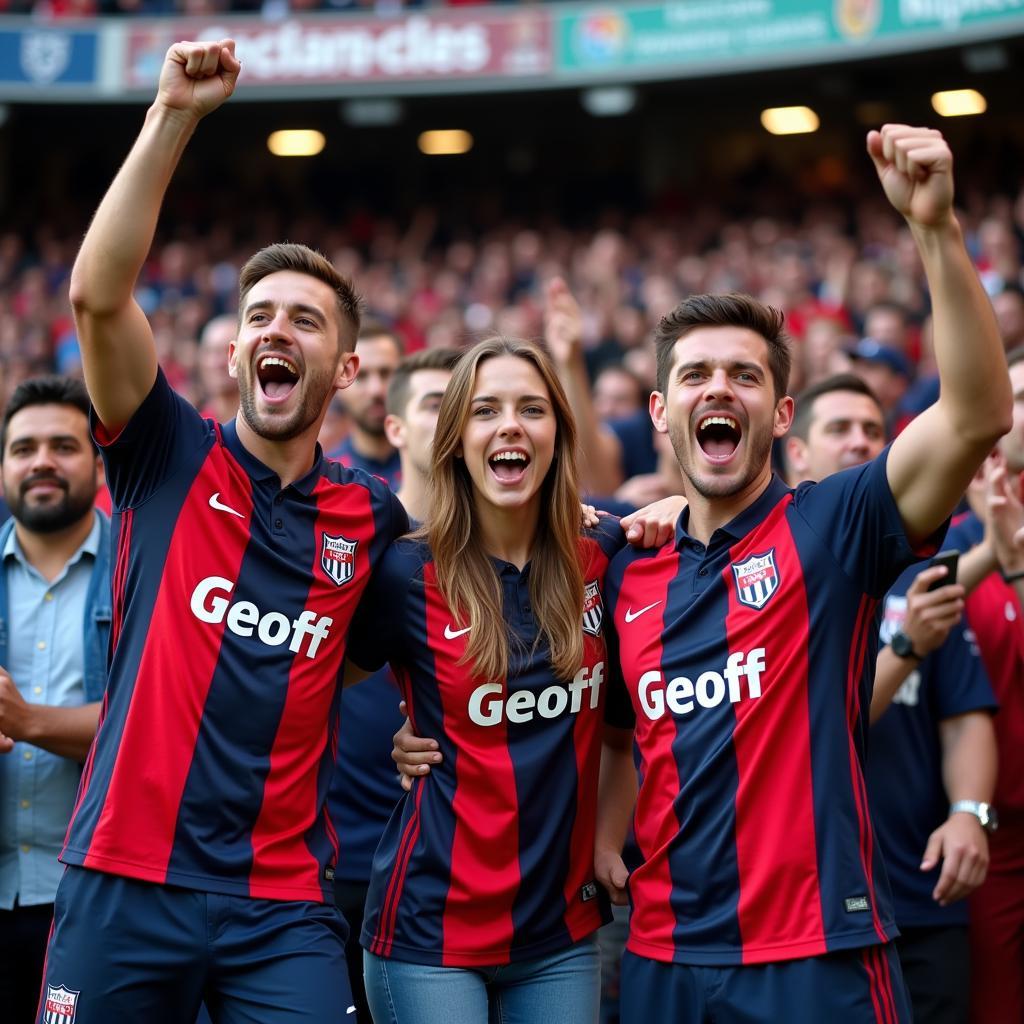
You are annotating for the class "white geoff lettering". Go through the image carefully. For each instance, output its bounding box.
[638,649,766,720]
[468,663,605,727]
[189,576,333,659]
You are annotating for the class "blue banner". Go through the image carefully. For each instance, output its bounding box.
[0,28,99,86]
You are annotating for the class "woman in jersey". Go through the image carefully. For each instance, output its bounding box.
[346,335,632,1023]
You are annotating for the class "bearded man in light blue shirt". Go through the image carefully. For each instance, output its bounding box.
[0,376,110,1023]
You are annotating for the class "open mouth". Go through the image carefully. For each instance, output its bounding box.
[488,448,531,483]
[256,353,300,402]
[696,413,742,463]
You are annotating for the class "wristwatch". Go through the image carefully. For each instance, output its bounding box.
[949,800,999,832]
[890,630,923,660]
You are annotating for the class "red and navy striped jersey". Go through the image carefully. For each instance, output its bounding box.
[61,371,408,902]
[347,517,624,966]
[604,449,943,966]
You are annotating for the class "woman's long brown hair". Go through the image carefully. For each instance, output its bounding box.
[425,337,585,682]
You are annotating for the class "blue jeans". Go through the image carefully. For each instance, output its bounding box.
[364,936,600,1024]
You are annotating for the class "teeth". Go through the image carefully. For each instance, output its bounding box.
[491,451,528,463]
[258,355,298,376]
[701,416,738,430]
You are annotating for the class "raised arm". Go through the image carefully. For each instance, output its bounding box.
[68,40,241,433]
[875,126,1012,544]
[544,277,625,496]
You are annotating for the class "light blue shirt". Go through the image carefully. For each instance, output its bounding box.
[0,514,100,908]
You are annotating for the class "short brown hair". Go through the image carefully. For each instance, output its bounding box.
[654,293,791,400]
[238,243,363,352]
[386,347,463,418]
[790,373,883,441]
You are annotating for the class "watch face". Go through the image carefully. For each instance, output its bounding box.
[891,631,912,657]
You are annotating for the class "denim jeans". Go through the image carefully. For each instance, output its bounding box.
[364,936,600,1024]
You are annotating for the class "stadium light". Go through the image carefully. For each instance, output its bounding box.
[581,86,636,118]
[931,89,987,118]
[418,130,473,156]
[267,130,326,157]
[760,106,820,135]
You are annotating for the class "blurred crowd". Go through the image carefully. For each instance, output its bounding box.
[3,178,1023,483]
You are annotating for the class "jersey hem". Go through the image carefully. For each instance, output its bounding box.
[60,847,329,903]
[625,923,898,966]
[361,910,608,967]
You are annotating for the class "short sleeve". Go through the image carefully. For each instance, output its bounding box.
[91,369,212,511]
[792,445,947,598]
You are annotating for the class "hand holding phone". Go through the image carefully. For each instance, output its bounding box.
[927,549,959,591]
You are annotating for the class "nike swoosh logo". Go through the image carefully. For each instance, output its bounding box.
[444,623,472,640]
[346,1008,356,1016]
[208,492,245,518]
[624,601,662,623]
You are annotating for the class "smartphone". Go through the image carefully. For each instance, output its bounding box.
[927,549,959,591]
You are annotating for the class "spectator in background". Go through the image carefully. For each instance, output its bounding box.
[801,315,854,386]
[328,322,403,487]
[593,364,646,424]
[0,376,108,1024]
[863,300,915,356]
[993,284,1024,351]
[195,313,238,423]
[846,336,913,431]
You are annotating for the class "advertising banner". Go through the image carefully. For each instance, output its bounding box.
[124,11,553,89]
[557,0,1024,76]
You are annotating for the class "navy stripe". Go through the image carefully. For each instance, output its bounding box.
[661,565,744,955]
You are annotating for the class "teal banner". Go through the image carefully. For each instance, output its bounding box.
[557,0,1024,76]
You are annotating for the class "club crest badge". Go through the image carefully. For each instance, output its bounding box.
[731,550,780,610]
[582,579,604,637]
[321,533,357,587]
[44,985,80,1024]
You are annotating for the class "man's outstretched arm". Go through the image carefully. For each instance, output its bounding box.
[876,125,1012,543]
[69,39,241,433]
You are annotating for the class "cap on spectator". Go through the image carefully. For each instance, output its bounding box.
[846,337,912,379]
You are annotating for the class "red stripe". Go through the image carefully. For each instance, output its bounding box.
[561,540,611,941]
[110,508,132,653]
[424,562,519,964]
[874,937,900,1023]
[372,782,425,957]
[844,596,889,944]
[861,946,889,1024]
[615,544,682,956]
[725,497,826,962]
[248,477,378,899]
[83,449,253,880]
